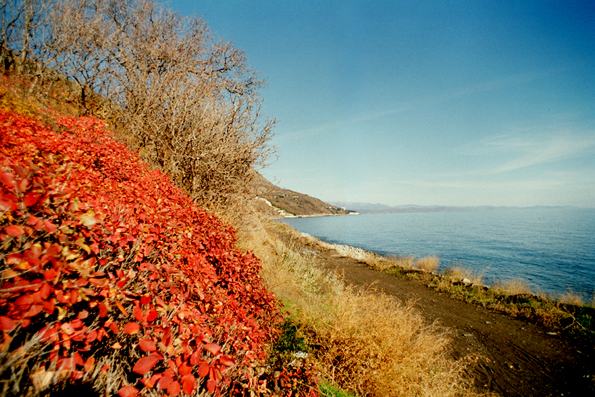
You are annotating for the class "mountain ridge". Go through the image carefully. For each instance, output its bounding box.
[329,201,573,214]
[251,172,356,217]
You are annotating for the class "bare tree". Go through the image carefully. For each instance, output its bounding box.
[2,0,276,215]
[0,0,54,73]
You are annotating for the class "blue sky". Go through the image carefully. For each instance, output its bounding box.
[169,1,595,207]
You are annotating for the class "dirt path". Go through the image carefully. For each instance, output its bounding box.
[278,230,595,396]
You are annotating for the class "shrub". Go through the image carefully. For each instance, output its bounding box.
[0,105,305,396]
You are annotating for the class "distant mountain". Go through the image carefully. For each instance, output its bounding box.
[251,173,356,217]
[329,202,572,214]
[330,202,511,214]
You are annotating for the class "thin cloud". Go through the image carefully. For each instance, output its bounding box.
[388,178,567,190]
[286,69,558,139]
[483,133,595,174]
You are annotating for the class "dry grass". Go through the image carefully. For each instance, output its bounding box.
[366,255,416,272]
[308,291,476,397]
[444,265,485,286]
[256,223,487,397]
[493,279,533,296]
[558,290,585,307]
[415,255,440,273]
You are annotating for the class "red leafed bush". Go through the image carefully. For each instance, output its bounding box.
[0,106,304,396]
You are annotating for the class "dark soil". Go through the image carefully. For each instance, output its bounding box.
[273,228,595,397]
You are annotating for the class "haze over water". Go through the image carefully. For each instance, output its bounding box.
[280,207,595,300]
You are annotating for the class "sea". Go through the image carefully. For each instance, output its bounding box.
[279,207,595,300]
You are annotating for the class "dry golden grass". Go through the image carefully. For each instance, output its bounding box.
[558,290,585,307]
[256,224,487,397]
[493,279,533,296]
[309,291,478,397]
[366,254,416,272]
[415,255,440,273]
[445,265,485,286]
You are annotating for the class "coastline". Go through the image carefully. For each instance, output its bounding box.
[266,221,595,396]
[273,221,595,333]
[274,208,595,301]
[270,212,360,219]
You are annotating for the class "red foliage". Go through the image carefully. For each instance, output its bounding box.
[0,105,295,395]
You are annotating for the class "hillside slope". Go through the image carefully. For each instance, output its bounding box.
[251,172,355,217]
[0,76,316,397]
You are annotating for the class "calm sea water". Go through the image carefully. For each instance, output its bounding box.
[280,208,595,299]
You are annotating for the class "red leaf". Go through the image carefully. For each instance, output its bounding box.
[190,350,201,366]
[69,289,78,304]
[162,329,172,347]
[204,343,221,356]
[25,304,43,317]
[38,326,56,342]
[117,385,138,397]
[73,352,84,366]
[61,322,75,335]
[13,165,28,179]
[84,356,95,372]
[124,322,140,335]
[182,375,196,395]
[167,381,181,397]
[4,225,24,237]
[178,362,192,376]
[115,300,127,315]
[86,329,98,343]
[23,191,40,207]
[15,294,33,307]
[132,354,161,375]
[0,199,15,211]
[198,363,209,378]
[0,172,16,189]
[140,295,151,305]
[0,316,16,332]
[98,302,108,317]
[16,178,29,193]
[90,242,99,255]
[158,375,173,390]
[42,299,55,315]
[146,309,158,322]
[218,355,235,367]
[206,380,217,394]
[139,339,157,352]
[109,321,119,334]
[43,221,57,234]
[39,283,51,300]
[133,305,143,322]
[43,269,57,281]
[143,373,163,388]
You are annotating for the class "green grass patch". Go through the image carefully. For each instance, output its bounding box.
[319,379,359,397]
[385,264,595,339]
